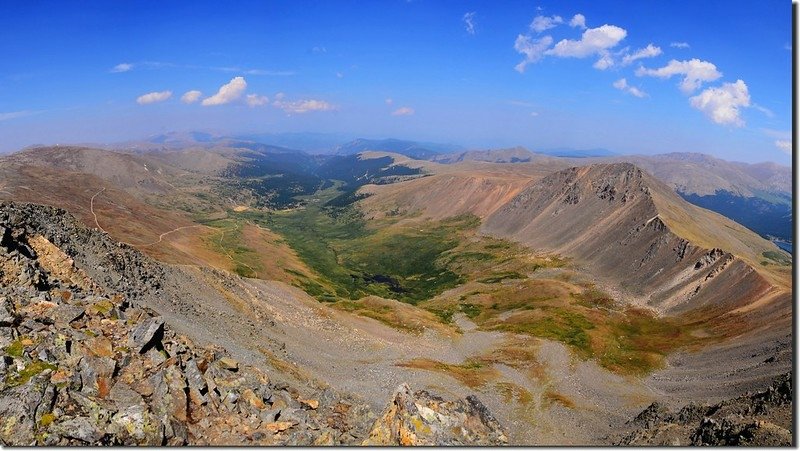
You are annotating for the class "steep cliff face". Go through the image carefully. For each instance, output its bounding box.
[0,202,507,446]
[482,163,786,317]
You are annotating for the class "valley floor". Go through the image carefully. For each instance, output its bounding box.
[138,264,791,445]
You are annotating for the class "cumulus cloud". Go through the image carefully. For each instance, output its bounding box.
[391,107,415,116]
[201,76,247,106]
[569,14,587,29]
[514,34,554,73]
[593,52,615,70]
[463,11,476,34]
[636,58,722,93]
[775,140,792,154]
[531,15,563,33]
[546,24,627,58]
[136,91,172,105]
[689,79,750,126]
[273,98,336,114]
[246,94,269,107]
[621,44,662,65]
[613,78,647,98]
[385,98,394,105]
[670,42,690,49]
[111,63,133,73]
[180,90,202,104]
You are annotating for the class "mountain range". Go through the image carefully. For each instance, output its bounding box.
[0,136,792,445]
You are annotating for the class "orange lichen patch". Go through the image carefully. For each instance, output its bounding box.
[87,336,114,358]
[28,235,97,291]
[263,421,293,433]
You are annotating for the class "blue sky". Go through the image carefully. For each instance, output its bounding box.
[0,0,792,163]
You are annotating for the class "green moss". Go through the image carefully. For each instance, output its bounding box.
[4,340,25,358]
[38,413,55,428]
[5,360,58,387]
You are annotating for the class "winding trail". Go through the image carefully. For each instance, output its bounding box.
[89,187,215,248]
[136,224,211,247]
[90,187,107,234]
[89,186,258,277]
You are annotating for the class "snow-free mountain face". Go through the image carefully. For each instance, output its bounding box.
[0,142,792,446]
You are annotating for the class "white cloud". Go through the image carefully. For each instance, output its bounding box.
[612,78,647,98]
[775,140,792,154]
[246,94,269,107]
[111,63,133,73]
[274,92,286,101]
[463,11,476,35]
[621,44,662,65]
[201,76,247,106]
[136,91,172,105]
[508,100,535,107]
[569,14,587,29]
[0,110,36,121]
[593,52,614,70]
[546,24,627,58]
[180,90,202,104]
[762,128,791,140]
[670,42,690,49]
[752,104,774,118]
[531,15,563,33]
[636,58,722,93]
[385,98,394,105]
[514,34,554,73]
[391,107,415,116]
[689,79,750,127]
[530,111,540,117]
[273,98,336,114]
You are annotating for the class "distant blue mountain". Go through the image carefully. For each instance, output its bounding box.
[235,132,356,154]
[334,138,464,160]
[537,147,617,158]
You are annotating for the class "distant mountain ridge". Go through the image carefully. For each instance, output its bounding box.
[334,138,463,159]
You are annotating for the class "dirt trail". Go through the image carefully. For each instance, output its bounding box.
[89,187,107,233]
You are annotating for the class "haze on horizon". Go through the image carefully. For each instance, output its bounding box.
[0,0,792,164]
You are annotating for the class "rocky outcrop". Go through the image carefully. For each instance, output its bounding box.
[0,202,509,446]
[614,373,792,446]
[363,384,508,446]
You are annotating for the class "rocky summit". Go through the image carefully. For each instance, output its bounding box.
[0,202,507,446]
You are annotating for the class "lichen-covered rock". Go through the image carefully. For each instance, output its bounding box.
[363,384,508,446]
[129,317,164,353]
